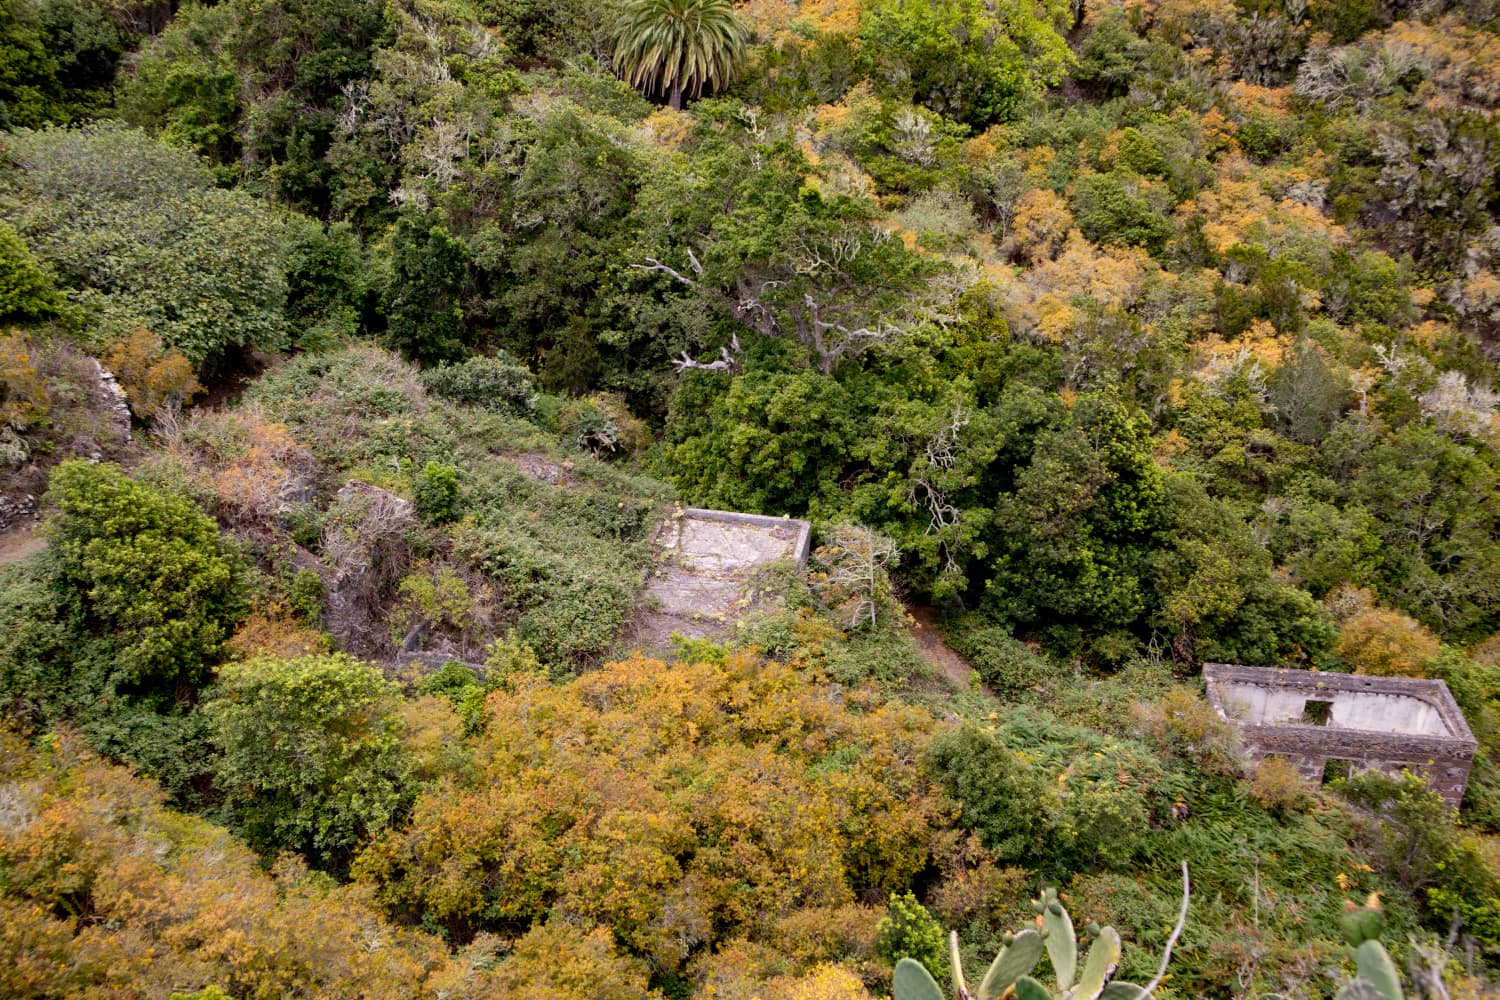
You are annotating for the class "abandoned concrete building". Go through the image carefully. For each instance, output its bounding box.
[629,507,812,648]
[1203,663,1477,807]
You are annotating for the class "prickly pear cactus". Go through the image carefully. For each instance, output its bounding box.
[976,929,1043,997]
[1335,896,1403,1000]
[1347,939,1403,1000]
[890,888,1162,1000]
[1340,894,1387,947]
[1037,889,1078,992]
[1258,897,1404,1000]
[894,957,945,1000]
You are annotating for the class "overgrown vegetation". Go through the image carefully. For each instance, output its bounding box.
[2,0,1500,994]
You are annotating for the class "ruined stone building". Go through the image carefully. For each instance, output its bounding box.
[1203,663,1476,807]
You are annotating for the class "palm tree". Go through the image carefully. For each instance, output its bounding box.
[611,0,750,111]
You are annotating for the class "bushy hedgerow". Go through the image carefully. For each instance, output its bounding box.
[947,624,1052,697]
[453,468,660,667]
[420,353,538,416]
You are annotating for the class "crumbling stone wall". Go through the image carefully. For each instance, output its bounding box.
[1204,663,1477,807]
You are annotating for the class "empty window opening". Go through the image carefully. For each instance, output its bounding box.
[1323,758,1354,784]
[1303,699,1333,726]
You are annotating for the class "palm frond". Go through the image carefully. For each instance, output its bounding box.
[611,0,750,101]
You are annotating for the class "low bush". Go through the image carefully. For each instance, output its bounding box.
[958,626,1051,697]
[928,715,1170,871]
[420,353,538,416]
[412,461,461,525]
[557,392,649,458]
[1248,755,1311,813]
[102,326,202,419]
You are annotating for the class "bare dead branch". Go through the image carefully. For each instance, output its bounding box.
[670,333,743,374]
[633,257,701,289]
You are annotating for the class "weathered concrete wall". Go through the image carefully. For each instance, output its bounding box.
[675,508,812,569]
[1217,680,1449,736]
[1204,663,1477,808]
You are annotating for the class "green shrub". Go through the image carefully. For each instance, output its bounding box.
[928,724,1055,864]
[0,557,73,719]
[0,218,63,322]
[1338,771,1500,954]
[928,715,1166,871]
[1116,128,1168,177]
[0,462,244,804]
[1069,172,1173,253]
[44,459,247,693]
[454,478,654,667]
[961,627,1051,696]
[412,461,461,526]
[556,392,649,458]
[483,632,547,688]
[415,659,481,699]
[414,659,489,733]
[205,652,415,873]
[285,567,325,625]
[1236,110,1297,163]
[244,347,432,464]
[876,891,947,985]
[420,354,538,416]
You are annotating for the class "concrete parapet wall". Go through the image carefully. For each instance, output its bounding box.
[625,506,813,651]
[678,507,812,569]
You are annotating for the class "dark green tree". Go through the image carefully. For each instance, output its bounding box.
[667,368,859,514]
[981,391,1168,652]
[0,124,291,367]
[632,121,938,377]
[206,652,415,872]
[859,0,1070,128]
[472,108,644,395]
[382,213,471,365]
[0,0,126,127]
[1070,173,1174,254]
[116,3,243,165]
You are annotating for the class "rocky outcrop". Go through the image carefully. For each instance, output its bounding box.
[318,481,417,658]
[0,492,38,532]
[88,359,133,454]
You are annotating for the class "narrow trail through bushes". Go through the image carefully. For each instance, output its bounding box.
[906,604,990,695]
[0,529,45,567]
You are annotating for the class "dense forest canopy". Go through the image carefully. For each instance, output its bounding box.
[2,0,1500,995]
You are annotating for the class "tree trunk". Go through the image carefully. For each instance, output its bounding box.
[668,81,683,111]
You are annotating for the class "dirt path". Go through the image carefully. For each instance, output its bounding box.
[0,528,45,567]
[906,604,989,694]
